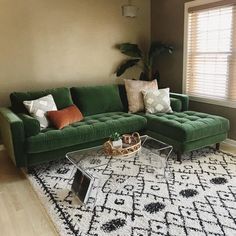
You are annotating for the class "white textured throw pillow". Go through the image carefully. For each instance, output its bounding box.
[23,94,57,129]
[142,88,173,114]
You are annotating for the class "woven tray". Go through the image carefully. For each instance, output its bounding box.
[103,132,141,157]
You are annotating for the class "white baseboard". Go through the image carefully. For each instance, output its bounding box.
[223,139,236,147]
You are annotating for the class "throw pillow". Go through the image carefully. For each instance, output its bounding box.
[47,105,84,129]
[23,94,57,129]
[124,79,158,113]
[142,88,173,113]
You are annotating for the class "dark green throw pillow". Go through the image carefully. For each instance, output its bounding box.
[71,85,124,116]
[10,87,73,114]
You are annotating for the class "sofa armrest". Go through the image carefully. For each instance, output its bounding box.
[18,113,40,137]
[0,108,26,167]
[170,93,189,111]
[170,98,182,112]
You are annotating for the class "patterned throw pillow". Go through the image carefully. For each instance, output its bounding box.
[124,79,158,113]
[142,88,173,114]
[23,94,57,129]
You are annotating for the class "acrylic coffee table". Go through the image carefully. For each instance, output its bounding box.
[66,135,173,207]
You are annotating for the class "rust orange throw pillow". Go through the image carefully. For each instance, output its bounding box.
[47,105,83,129]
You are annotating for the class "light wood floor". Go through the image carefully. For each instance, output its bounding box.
[0,144,235,236]
[0,147,58,236]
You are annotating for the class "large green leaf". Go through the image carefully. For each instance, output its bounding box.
[118,43,142,58]
[148,42,173,66]
[116,59,140,77]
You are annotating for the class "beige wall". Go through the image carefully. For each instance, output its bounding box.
[151,0,236,140]
[0,0,150,107]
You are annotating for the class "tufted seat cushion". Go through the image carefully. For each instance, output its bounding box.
[26,112,147,153]
[143,111,229,142]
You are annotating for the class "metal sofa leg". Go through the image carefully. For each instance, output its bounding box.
[216,143,220,150]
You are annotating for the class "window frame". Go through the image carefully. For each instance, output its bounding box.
[183,0,236,108]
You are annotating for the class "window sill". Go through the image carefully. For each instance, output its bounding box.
[189,96,236,109]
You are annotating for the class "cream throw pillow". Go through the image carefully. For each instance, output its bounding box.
[124,79,158,113]
[142,88,173,114]
[23,94,57,129]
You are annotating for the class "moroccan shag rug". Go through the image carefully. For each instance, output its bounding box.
[27,148,236,236]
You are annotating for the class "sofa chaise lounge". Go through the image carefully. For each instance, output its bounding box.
[0,84,229,167]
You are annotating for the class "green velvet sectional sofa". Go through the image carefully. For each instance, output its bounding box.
[0,84,229,167]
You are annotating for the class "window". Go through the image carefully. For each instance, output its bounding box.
[184,0,236,108]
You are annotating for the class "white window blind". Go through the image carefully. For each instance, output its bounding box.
[185,1,236,105]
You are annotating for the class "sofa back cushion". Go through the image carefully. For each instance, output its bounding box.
[71,85,124,116]
[10,87,73,114]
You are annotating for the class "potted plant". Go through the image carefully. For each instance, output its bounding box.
[110,132,122,148]
[115,42,173,81]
